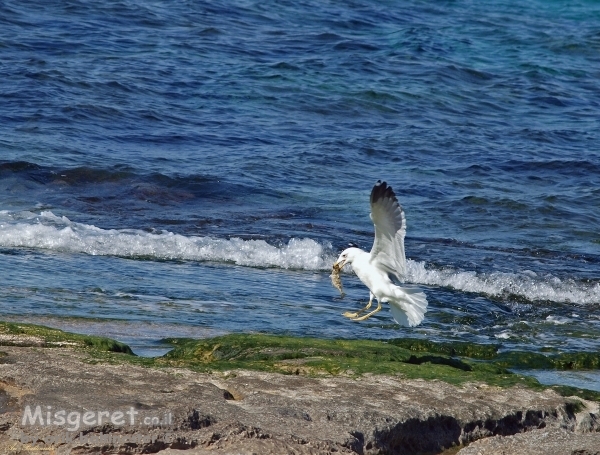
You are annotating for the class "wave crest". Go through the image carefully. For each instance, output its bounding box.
[1,210,598,305]
[0,211,334,270]
[407,260,600,305]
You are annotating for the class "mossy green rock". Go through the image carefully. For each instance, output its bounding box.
[0,321,133,354]
[495,351,600,370]
[156,334,600,401]
[1,321,599,402]
[388,337,500,359]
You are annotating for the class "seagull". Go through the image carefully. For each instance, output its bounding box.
[333,180,428,326]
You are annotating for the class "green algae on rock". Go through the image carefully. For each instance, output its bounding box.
[1,321,599,402]
[155,334,600,401]
[156,334,534,389]
[0,321,133,354]
[388,338,500,359]
[389,338,600,372]
[494,351,600,371]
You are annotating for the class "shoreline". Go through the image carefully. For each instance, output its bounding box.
[0,322,599,454]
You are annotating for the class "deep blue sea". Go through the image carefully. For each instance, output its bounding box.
[1,0,599,389]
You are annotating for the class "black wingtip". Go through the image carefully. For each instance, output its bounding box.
[370,180,397,204]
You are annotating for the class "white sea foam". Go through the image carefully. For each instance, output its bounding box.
[406,260,600,305]
[545,315,571,325]
[0,211,334,270]
[1,210,599,305]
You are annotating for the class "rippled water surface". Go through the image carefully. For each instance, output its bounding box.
[1,1,599,367]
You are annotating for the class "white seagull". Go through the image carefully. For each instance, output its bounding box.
[333,180,428,326]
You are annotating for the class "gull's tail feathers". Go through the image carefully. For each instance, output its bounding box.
[388,286,428,327]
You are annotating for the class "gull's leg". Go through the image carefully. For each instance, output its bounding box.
[342,292,374,319]
[351,297,382,321]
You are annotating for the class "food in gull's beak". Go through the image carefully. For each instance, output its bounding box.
[330,263,344,297]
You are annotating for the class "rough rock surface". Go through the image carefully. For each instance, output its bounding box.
[457,428,600,455]
[0,345,598,454]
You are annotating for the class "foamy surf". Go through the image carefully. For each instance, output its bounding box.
[406,260,600,305]
[0,211,335,270]
[1,210,598,305]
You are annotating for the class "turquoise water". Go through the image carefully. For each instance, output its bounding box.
[515,369,600,393]
[1,0,599,373]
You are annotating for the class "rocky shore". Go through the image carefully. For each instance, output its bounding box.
[0,322,599,454]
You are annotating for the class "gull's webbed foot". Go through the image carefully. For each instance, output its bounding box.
[350,299,382,322]
[342,293,374,319]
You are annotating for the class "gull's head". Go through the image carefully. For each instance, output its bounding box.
[334,247,361,269]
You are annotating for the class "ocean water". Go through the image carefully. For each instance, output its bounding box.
[1,0,599,386]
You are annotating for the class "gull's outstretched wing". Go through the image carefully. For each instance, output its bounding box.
[369,180,406,280]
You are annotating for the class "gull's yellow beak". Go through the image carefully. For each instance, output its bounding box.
[333,258,347,270]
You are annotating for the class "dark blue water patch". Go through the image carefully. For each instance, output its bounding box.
[499,158,600,178]
[440,64,496,85]
[0,161,275,200]
[0,161,289,232]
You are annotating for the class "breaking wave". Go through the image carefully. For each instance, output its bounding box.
[406,261,600,306]
[0,211,334,270]
[1,211,598,305]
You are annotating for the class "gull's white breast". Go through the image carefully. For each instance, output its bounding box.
[351,251,395,300]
